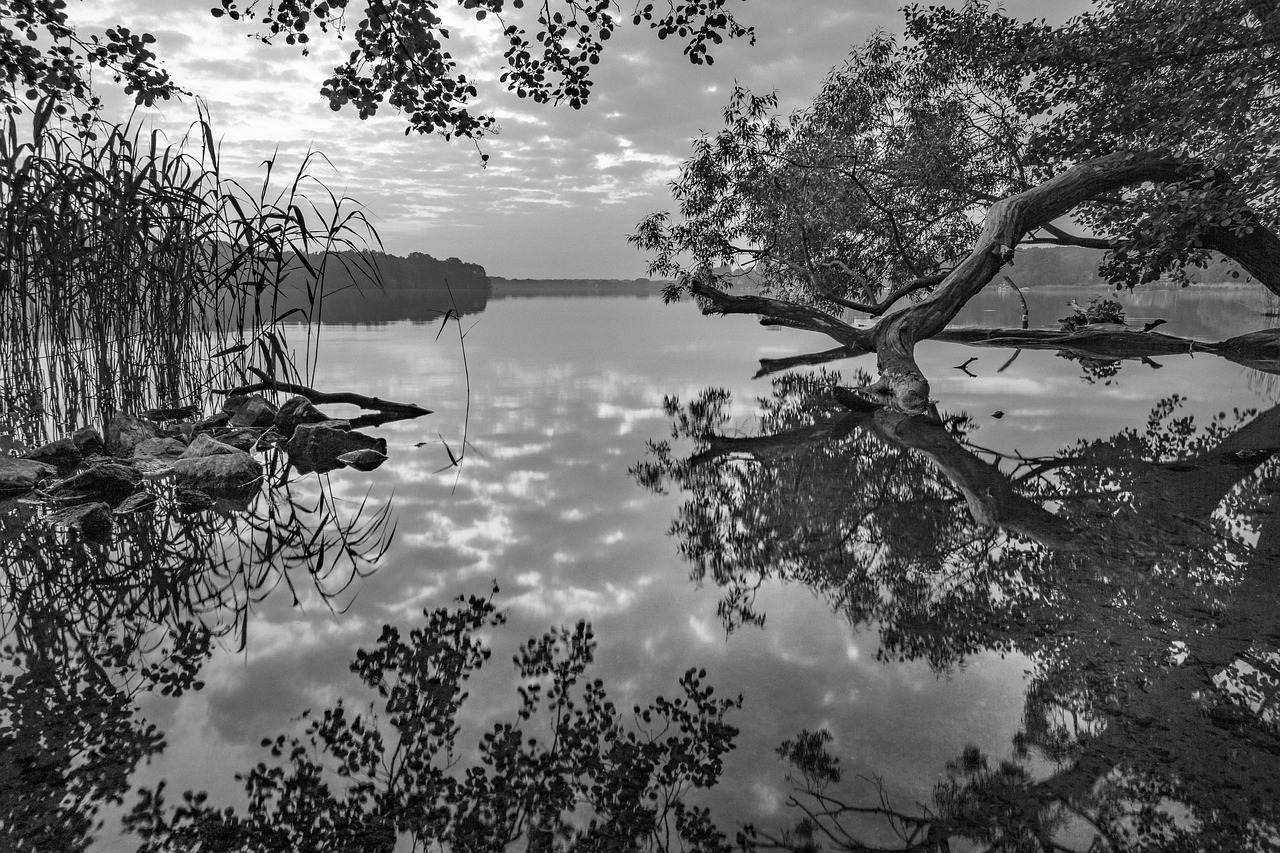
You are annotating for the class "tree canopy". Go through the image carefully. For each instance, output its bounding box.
[632,0,1280,413]
[0,0,753,137]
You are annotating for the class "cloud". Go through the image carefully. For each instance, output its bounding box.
[80,0,1087,277]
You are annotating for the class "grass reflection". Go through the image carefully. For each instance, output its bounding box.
[0,449,396,850]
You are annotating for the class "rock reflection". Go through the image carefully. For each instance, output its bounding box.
[0,448,394,851]
[638,372,1280,851]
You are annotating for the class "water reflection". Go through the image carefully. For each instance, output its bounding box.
[0,448,394,850]
[639,371,1280,850]
[124,592,742,851]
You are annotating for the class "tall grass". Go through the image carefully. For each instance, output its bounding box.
[0,99,381,445]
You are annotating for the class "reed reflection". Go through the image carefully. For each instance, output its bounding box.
[638,372,1280,851]
[0,447,395,851]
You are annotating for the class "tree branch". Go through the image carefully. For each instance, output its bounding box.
[690,279,872,348]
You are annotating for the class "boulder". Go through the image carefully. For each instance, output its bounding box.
[132,437,188,463]
[180,434,242,459]
[160,421,195,443]
[221,394,249,415]
[194,411,233,431]
[43,501,113,540]
[287,422,387,474]
[172,451,263,496]
[275,395,330,437]
[47,461,141,505]
[70,426,104,456]
[228,395,278,429]
[113,490,158,515]
[175,488,217,510]
[129,436,189,477]
[23,437,82,468]
[140,404,199,422]
[105,413,160,457]
[214,428,263,452]
[336,448,388,471]
[0,457,56,496]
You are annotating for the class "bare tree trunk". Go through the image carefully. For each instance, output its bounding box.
[870,151,1192,412]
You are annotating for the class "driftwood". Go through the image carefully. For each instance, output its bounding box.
[214,379,432,419]
[693,150,1280,413]
[750,325,1280,379]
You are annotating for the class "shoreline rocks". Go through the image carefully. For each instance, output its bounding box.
[1,394,394,537]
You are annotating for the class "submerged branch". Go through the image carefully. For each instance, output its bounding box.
[753,326,1280,378]
[215,379,432,419]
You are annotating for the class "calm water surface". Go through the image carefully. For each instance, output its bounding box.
[5,284,1280,850]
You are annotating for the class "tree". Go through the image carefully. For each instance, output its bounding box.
[0,0,753,138]
[632,0,1280,413]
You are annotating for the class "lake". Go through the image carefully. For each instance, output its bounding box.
[3,281,1279,851]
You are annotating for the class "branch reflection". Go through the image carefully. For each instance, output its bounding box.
[638,371,1280,852]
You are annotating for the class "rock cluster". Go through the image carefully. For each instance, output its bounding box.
[0,394,389,540]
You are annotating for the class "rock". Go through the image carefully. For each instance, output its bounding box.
[105,413,160,457]
[160,422,195,443]
[132,437,188,463]
[214,428,263,453]
[129,437,189,477]
[172,451,263,496]
[287,422,387,474]
[194,411,232,431]
[43,501,113,540]
[175,488,217,510]
[23,437,82,468]
[181,434,242,459]
[113,490,158,515]
[221,394,250,416]
[336,448,388,471]
[0,457,56,496]
[140,404,200,422]
[47,462,141,505]
[70,426,104,456]
[275,396,330,437]
[228,395,278,429]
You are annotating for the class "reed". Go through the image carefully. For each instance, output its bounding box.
[0,99,381,445]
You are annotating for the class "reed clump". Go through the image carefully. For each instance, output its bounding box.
[0,99,380,446]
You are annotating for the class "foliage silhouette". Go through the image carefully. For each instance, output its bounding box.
[633,1,1280,412]
[2,0,753,140]
[640,374,1280,851]
[125,590,743,852]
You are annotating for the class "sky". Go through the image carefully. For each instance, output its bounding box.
[79,1,1081,279]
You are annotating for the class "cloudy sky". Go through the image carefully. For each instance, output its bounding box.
[81,1,1075,279]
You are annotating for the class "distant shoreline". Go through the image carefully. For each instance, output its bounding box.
[489,278,670,298]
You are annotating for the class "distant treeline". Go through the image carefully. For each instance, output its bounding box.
[489,277,666,298]
[1007,245,1249,287]
[720,246,1250,291]
[274,251,492,324]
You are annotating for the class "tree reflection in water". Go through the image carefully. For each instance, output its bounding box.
[637,371,1280,852]
[0,446,394,851]
[123,591,742,852]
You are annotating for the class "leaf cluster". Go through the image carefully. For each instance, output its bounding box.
[125,590,744,851]
[632,21,1030,311]
[206,0,752,141]
[0,0,182,128]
